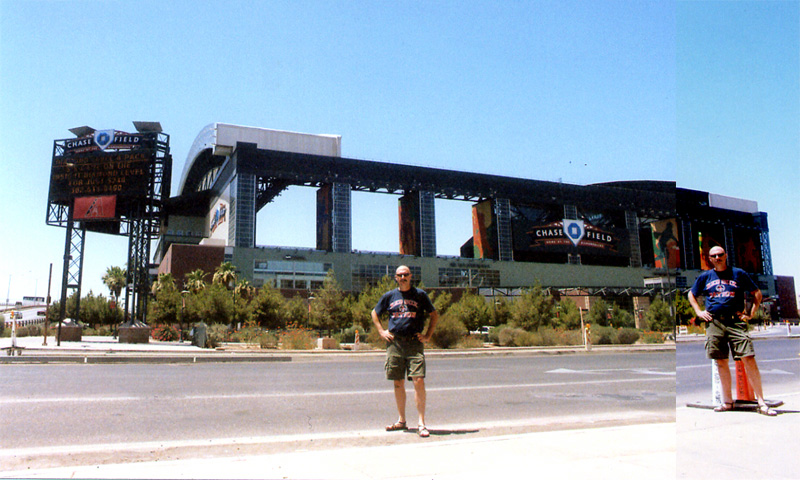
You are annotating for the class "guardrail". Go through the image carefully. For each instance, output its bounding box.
[3,317,46,327]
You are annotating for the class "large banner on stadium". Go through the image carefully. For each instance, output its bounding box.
[734,228,762,273]
[650,219,681,270]
[695,224,725,270]
[511,204,630,265]
[398,193,420,256]
[208,186,230,244]
[472,199,496,259]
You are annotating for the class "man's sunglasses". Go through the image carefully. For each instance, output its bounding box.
[709,253,725,258]
[396,273,410,278]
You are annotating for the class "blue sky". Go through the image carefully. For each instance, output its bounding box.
[0,1,796,307]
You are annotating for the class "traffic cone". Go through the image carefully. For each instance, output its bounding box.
[734,359,755,401]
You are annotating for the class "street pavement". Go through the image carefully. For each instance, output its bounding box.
[677,324,800,480]
[0,335,676,479]
[677,393,800,480]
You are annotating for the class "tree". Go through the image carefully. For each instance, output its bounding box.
[151,273,177,296]
[311,271,352,336]
[352,275,396,330]
[232,278,255,326]
[445,291,491,332]
[645,296,674,332]
[609,304,635,329]
[674,292,694,325]
[284,295,309,327]
[102,266,127,306]
[185,269,208,294]
[510,282,556,331]
[586,298,612,327]
[429,290,454,317]
[555,297,582,329]
[148,273,181,326]
[213,262,237,288]
[252,282,286,330]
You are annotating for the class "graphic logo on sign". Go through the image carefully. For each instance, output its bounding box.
[93,130,115,151]
[562,219,585,247]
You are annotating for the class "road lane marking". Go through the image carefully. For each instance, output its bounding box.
[547,368,675,376]
[0,377,672,405]
[677,357,800,370]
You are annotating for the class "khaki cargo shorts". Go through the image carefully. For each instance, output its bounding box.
[705,318,755,360]
[385,335,425,381]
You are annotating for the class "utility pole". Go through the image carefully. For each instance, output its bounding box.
[43,263,53,346]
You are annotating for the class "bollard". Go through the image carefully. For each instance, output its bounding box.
[711,361,723,406]
[584,324,592,351]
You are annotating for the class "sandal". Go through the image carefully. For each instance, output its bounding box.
[714,402,734,412]
[417,425,430,438]
[757,404,777,416]
[386,421,407,431]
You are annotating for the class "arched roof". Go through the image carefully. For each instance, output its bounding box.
[178,123,342,196]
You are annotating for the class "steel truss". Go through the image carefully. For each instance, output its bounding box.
[47,129,170,326]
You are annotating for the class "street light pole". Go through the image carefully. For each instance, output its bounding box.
[43,263,52,346]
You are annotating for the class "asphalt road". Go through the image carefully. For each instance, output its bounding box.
[1,351,673,456]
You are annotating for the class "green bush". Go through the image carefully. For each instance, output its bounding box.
[338,325,366,344]
[84,325,114,336]
[641,331,666,344]
[431,313,467,349]
[537,327,584,346]
[616,328,640,345]
[493,325,533,347]
[206,323,230,349]
[590,325,615,345]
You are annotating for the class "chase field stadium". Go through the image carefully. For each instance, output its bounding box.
[154,124,798,326]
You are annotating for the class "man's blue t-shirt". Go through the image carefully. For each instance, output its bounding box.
[374,287,435,336]
[690,267,758,317]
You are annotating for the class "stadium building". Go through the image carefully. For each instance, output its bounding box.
[155,124,797,324]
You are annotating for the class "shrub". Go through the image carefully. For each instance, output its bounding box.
[590,325,615,345]
[280,326,316,350]
[151,324,180,342]
[338,325,366,344]
[257,331,280,349]
[513,330,538,346]
[616,328,640,345]
[84,325,114,336]
[431,313,467,349]
[493,325,533,347]
[641,331,666,344]
[206,323,231,348]
[457,334,486,349]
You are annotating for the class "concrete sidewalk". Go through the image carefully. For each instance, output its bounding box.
[678,391,800,480]
[1,422,676,480]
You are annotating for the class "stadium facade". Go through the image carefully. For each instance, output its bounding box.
[155,124,798,323]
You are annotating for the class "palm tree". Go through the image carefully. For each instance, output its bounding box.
[102,266,127,306]
[213,262,237,288]
[151,273,176,296]
[184,269,208,294]
[233,278,255,301]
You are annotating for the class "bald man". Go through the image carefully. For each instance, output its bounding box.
[688,246,775,416]
[371,265,439,437]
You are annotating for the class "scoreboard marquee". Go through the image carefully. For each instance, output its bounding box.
[47,130,157,225]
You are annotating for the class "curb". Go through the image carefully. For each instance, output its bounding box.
[0,343,674,364]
